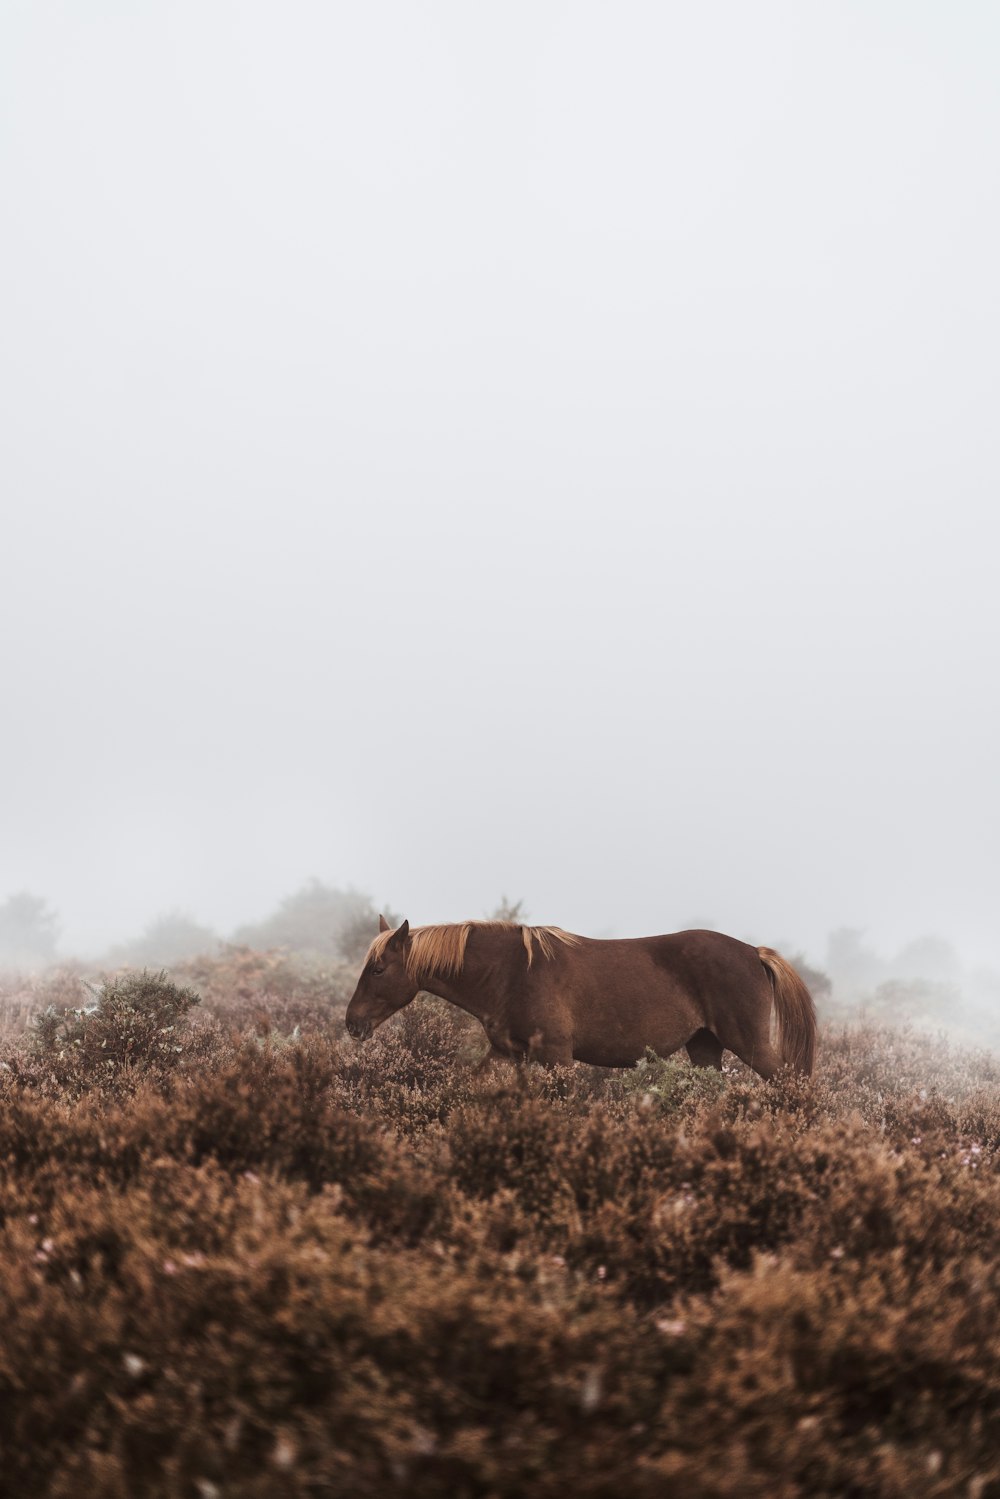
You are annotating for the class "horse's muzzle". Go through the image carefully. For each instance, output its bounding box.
[346,1017,372,1041]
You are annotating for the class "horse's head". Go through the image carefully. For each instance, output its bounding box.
[345,916,417,1040]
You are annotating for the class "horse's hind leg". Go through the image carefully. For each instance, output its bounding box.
[686,1029,724,1070]
[715,983,784,1080]
[727,1033,782,1081]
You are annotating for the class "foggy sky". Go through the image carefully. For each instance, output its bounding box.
[2,2,998,964]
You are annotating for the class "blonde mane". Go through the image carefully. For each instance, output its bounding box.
[364,921,580,984]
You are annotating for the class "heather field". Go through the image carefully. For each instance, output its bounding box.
[2,954,1000,1498]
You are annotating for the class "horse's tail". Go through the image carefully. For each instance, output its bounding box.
[757,947,817,1075]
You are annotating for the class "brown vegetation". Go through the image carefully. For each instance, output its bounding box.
[1,958,999,1496]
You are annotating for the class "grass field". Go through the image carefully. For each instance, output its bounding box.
[1,953,999,1497]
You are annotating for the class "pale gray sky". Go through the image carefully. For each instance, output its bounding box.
[2,2,998,963]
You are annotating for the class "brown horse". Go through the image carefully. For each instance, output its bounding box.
[345,918,816,1077]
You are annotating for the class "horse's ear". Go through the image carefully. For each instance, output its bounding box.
[388,918,410,949]
[378,913,391,933]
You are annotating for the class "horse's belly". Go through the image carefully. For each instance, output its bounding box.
[573,1037,660,1068]
[570,986,701,1067]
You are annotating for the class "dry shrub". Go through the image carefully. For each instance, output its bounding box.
[1,968,999,1496]
[0,965,89,1039]
[175,946,355,1037]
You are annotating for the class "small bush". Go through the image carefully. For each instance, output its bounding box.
[620,1046,729,1111]
[29,970,204,1094]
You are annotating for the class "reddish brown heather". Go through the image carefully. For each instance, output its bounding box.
[0,954,999,1496]
[349,919,817,1077]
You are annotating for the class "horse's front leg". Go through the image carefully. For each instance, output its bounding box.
[485,1002,574,1067]
[525,1026,574,1067]
[480,1014,525,1065]
[472,1043,519,1074]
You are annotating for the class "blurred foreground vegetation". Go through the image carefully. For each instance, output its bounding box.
[1,949,1000,1496]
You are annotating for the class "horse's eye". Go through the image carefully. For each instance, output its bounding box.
[372,962,385,976]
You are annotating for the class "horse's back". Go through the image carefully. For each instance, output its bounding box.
[565,928,764,991]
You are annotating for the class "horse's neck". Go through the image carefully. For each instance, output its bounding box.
[419,927,513,1022]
